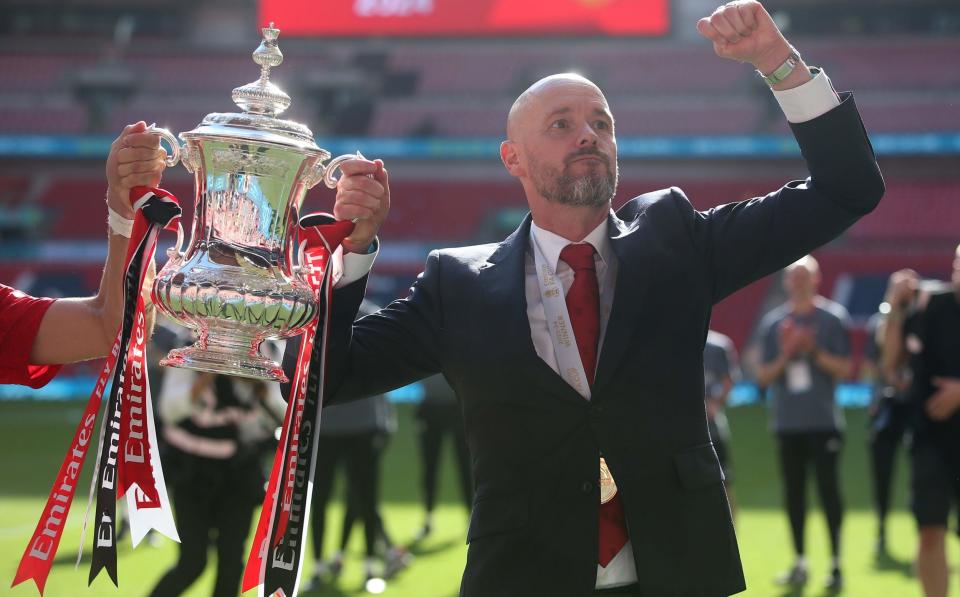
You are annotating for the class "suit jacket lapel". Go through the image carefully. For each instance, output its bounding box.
[479,214,587,408]
[593,208,654,395]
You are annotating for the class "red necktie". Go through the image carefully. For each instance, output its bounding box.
[559,243,600,385]
[559,243,629,568]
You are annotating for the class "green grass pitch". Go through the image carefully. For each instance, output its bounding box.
[1,402,956,596]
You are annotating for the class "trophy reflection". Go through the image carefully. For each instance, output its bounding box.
[151,23,355,382]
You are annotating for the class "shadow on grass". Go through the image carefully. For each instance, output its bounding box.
[53,550,90,567]
[407,538,459,557]
[299,581,352,597]
[776,585,844,597]
[874,549,914,577]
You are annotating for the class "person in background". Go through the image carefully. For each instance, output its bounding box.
[414,373,473,542]
[757,255,852,590]
[864,269,919,557]
[149,366,285,597]
[303,300,409,593]
[0,121,164,387]
[703,330,741,519]
[884,258,960,597]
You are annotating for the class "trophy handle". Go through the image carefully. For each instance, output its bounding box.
[320,152,364,189]
[146,124,182,168]
[153,221,186,316]
[166,221,186,264]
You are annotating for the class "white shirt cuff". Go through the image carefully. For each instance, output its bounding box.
[771,68,841,124]
[335,239,378,288]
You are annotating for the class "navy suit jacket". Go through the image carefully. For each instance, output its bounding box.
[308,93,883,597]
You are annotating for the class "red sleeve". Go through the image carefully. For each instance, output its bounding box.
[0,284,62,388]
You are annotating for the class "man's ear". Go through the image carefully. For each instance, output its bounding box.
[500,141,524,177]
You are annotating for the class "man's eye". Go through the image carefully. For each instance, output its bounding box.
[551,120,568,129]
[596,120,610,130]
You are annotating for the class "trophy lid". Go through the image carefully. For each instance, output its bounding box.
[180,23,325,155]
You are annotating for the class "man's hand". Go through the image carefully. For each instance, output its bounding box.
[886,269,919,311]
[794,325,817,355]
[106,121,167,219]
[697,1,810,88]
[332,158,390,253]
[777,319,803,358]
[927,377,960,421]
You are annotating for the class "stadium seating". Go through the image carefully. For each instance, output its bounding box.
[1,19,958,376]
[2,36,958,137]
[849,180,960,243]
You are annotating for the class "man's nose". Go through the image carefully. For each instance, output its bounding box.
[577,123,599,147]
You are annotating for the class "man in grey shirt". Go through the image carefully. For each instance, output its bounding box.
[703,330,740,515]
[757,255,852,590]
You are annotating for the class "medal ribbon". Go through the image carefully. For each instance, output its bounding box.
[531,235,594,400]
[531,234,629,566]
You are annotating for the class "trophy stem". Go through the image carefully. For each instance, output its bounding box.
[160,330,287,383]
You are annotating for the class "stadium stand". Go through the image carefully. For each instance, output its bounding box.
[0,0,957,383]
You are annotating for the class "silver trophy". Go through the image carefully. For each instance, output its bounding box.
[150,23,356,382]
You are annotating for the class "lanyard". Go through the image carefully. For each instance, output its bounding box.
[531,234,593,400]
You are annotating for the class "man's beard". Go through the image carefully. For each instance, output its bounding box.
[528,150,618,208]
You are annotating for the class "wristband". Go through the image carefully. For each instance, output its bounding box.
[107,206,134,237]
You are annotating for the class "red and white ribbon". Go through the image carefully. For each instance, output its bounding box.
[12,187,180,594]
[243,214,354,597]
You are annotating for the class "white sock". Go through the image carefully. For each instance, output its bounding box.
[364,556,378,577]
[795,556,807,569]
[831,556,840,570]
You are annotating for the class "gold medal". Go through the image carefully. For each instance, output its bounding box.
[599,457,617,504]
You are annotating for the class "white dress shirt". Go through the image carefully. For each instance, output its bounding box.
[340,69,843,589]
[335,244,379,288]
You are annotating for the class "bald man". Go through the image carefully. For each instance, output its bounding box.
[316,2,884,595]
[757,255,852,590]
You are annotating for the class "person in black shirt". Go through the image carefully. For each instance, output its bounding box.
[149,366,285,597]
[865,270,919,556]
[884,261,960,597]
[414,373,473,542]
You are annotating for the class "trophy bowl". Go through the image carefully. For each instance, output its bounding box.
[150,23,356,382]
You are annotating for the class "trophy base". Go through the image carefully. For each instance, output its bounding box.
[161,333,287,383]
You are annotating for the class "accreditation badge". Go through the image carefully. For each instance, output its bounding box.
[599,457,618,504]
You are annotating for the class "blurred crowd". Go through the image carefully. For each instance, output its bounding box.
[704,250,960,596]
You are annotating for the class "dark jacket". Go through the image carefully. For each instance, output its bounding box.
[320,94,883,597]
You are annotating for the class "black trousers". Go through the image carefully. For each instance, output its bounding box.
[417,401,473,513]
[149,458,260,597]
[777,431,844,557]
[310,432,388,559]
[869,400,911,533]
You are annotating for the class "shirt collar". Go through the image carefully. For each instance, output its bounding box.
[529,213,613,274]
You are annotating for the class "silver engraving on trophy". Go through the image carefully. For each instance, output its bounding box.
[149,23,358,382]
